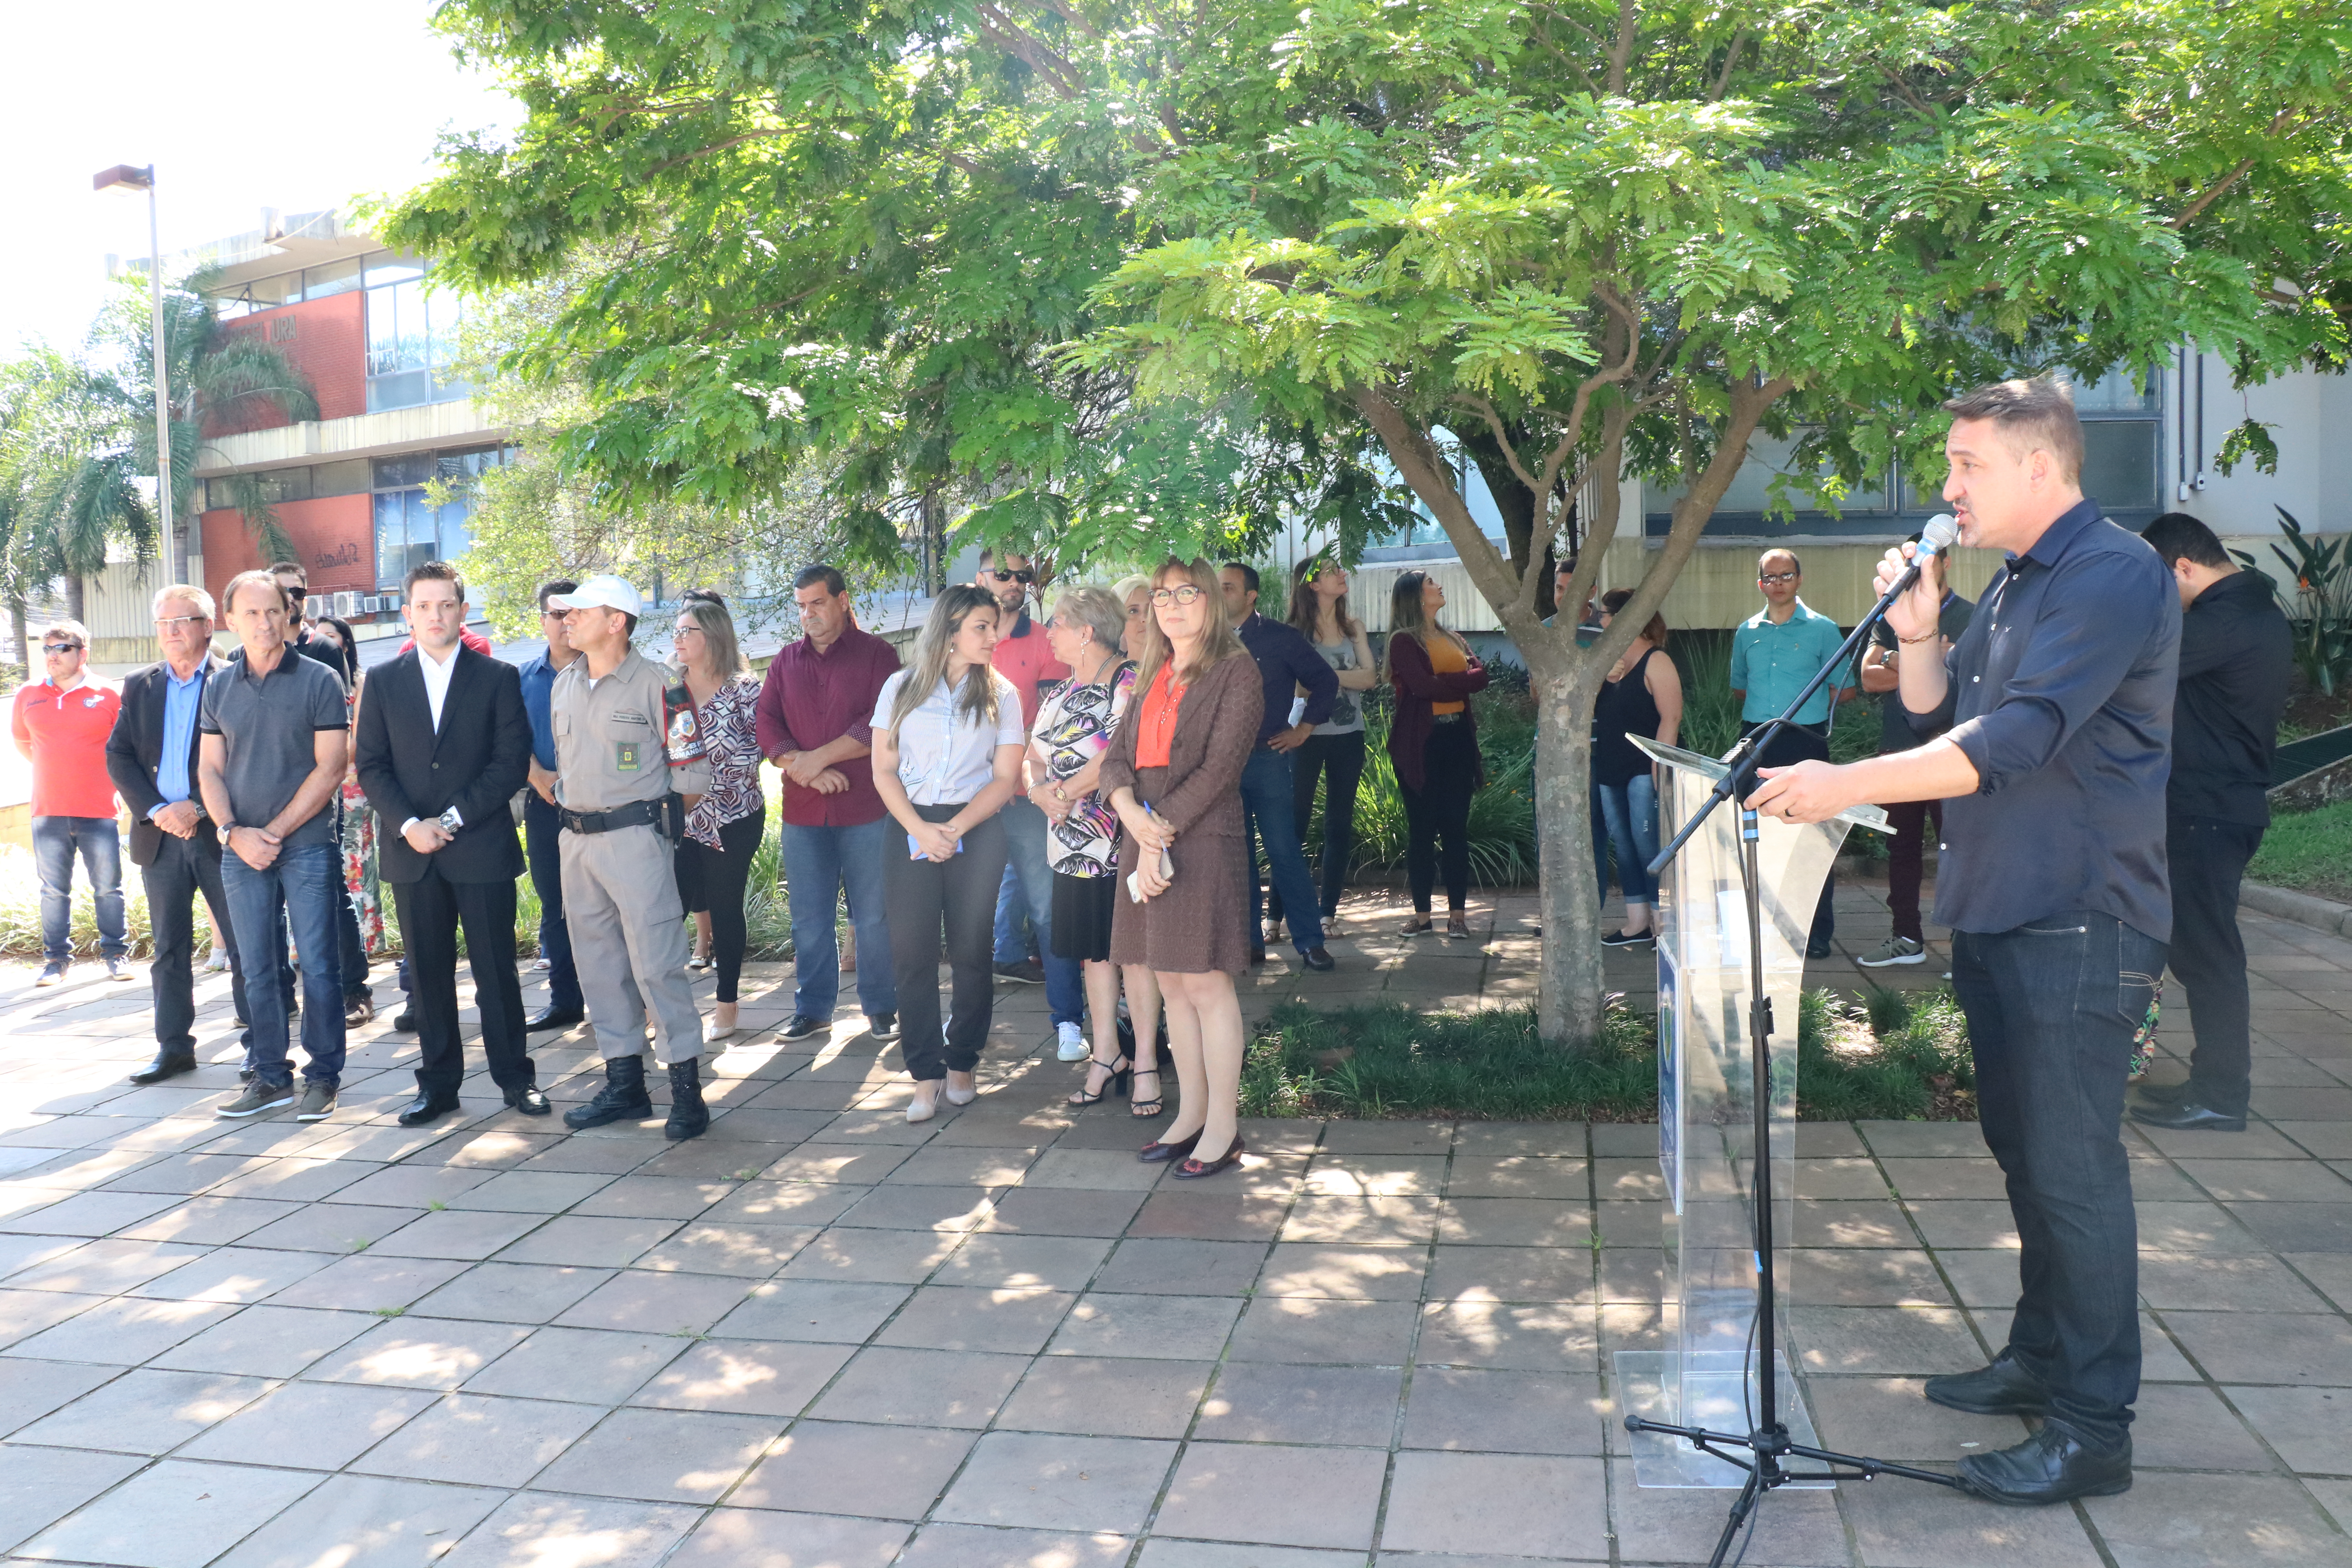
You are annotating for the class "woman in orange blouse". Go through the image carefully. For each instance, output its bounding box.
[1386,571,1490,938]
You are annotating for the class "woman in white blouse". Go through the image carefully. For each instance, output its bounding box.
[871,585,1027,1122]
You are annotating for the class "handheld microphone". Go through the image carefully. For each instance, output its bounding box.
[1879,514,1960,603]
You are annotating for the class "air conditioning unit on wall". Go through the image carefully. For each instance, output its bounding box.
[333,592,361,618]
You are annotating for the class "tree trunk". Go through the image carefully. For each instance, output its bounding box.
[3,593,24,666]
[1534,667,1609,1044]
[64,575,85,626]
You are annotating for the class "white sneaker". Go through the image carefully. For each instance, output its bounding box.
[1857,936,1927,968]
[1056,1022,1087,1061]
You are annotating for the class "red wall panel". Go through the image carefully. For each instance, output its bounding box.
[206,291,368,434]
[201,493,374,603]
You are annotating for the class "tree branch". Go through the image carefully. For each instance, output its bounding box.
[974,2,1086,99]
[1709,29,1745,102]
[2172,109,2296,229]
[645,127,794,176]
[1607,0,1639,96]
[1355,384,1526,629]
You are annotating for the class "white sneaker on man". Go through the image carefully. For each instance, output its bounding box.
[1056,1022,1088,1062]
[1858,936,1927,968]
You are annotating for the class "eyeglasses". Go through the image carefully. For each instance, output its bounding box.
[153,615,207,631]
[1759,572,1798,586]
[1150,585,1206,607]
[988,569,1035,584]
[43,642,83,654]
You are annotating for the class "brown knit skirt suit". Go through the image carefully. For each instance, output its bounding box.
[1098,652,1264,976]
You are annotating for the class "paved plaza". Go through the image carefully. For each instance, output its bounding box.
[0,882,2348,1568]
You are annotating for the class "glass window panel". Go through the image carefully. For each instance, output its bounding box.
[404,491,439,579]
[429,372,474,404]
[301,258,363,300]
[367,368,432,413]
[242,273,300,309]
[373,455,433,490]
[375,491,410,587]
[313,459,371,497]
[258,468,311,505]
[2080,421,2158,510]
[363,251,427,289]
[2073,367,2159,414]
[435,494,475,563]
[423,291,464,366]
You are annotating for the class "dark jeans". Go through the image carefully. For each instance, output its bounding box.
[1953,909,2161,1450]
[780,817,898,1023]
[31,815,126,961]
[1242,747,1325,951]
[2165,815,2262,1118]
[1402,722,1477,914]
[523,793,583,1013]
[1740,720,1835,949]
[1270,730,1365,924]
[142,833,253,1058]
[885,805,1009,1080]
[993,798,1083,1026]
[397,864,534,1102]
[221,840,347,1089]
[1883,798,1944,943]
[676,810,766,1003]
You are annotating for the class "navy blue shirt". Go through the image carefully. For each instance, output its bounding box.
[518,650,568,772]
[1905,499,2180,940]
[1235,613,1339,747]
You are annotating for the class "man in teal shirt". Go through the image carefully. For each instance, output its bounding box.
[1729,548,1852,957]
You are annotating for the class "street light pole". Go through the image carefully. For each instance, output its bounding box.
[94,164,173,582]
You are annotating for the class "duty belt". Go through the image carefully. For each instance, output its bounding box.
[559,798,665,835]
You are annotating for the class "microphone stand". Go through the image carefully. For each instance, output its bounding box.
[1624,558,1963,1567]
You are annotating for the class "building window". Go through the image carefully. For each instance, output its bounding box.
[370,448,506,588]
[365,254,468,412]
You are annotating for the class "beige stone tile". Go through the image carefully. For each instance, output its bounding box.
[210,1472,506,1568]
[1415,1300,1598,1372]
[1379,1451,1608,1559]
[668,1507,909,1568]
[1446,1156,1588,1200]
[1194,1361,1401,1445]
[1836,1465,2104,1567]
[180,1379,439,1469]
[461,1325,684,1404]
[311,1317,536,1390]
[1400,1367,1606,1455]
[0,1441,148,1556]
[2162,1309,2352,1385]
[730,1419,976,1518]
[260,1253,469,1312]
[1226,1296,1417,1366]
[1155,1441,1387,1549]
[634,1222,819,1277]
[2083,1472,2352,1568]
[149,1304,379,1377]
[774,1225,962,1284]
[432,1490,701,1568]
[1280,1196,1439,1247]
[806,1346,1029,1428]
[974,1187,1144,1236]
[16,1456,323,1568]
[10,1367,269,1454]
[995,1355,1214,1440]
[932,1430,1177,1534]
[894,1522,1131,1568]
[9,1294,235,1365]
[526,1405,786,1503]
[630,1337,853,1417]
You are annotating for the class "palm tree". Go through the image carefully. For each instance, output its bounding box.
[17,267,318,614]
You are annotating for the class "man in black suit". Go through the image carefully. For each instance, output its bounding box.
[105,585,253,1084]
[354,561,548,1125]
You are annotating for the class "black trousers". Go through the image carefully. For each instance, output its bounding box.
[1402,722,1477,913]
[143,833,253,1058]
[394,862,534,1101]
[523,792,583,1013]
[1270,730,1366,923]
[884,805,1009,1081]
[1953,909,2161,1450]
[1740,719,1835,949]
[2165,814,2263,1118]
[674,809,766,1004]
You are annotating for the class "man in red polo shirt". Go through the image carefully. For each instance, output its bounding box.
[12,621,128,985]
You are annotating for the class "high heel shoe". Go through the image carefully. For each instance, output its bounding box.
[1067,1052,1133,1107]
[1129,1067,1165,1118]
[1139,1128,1202,1163]
[943,1073,978,1107]
[1174,1137,1246,1180]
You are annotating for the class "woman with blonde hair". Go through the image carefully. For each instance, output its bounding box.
[871,585,1025,1121]
[1099,557,1263,1177]
[1111,573,1153,656]
[1274,556,1378,932]
[670,594,766,1041]
[1387,570,1490,938]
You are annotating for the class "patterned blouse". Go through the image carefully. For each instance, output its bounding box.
[1031,661,1139,878]
[682,673,764,848]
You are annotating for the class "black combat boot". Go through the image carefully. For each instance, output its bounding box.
[665,1057,710,1141]
[563,1055,653,1129]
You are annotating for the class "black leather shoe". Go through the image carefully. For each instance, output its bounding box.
[1961,1427,2131,1506]
[1301,947,1335,973]
[390,1010,417,1032]
[1924,1354,2049,1417]
[779,1013,829,1042]
[396,1094,462,1128]
[564,1056,653,1129]
[2128,1077,2189,1107]
[129,1052,198,1085]
[1805,938,1833,960]
[2129,1095,2247,1132]
[665,1057,710,1141]
[526,1007,585,1033]
[867,1014,900,1042]
[505,1085,552,1116]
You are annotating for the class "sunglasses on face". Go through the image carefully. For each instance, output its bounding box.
[44,642,83,654]
[1759,572,1798,586]
[988,568,1035,584]
[1151,585,1206,607]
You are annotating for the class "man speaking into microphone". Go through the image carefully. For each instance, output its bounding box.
[1746,377,2178,1506]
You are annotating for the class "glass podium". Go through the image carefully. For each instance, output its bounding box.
[1617,737,1888,1488]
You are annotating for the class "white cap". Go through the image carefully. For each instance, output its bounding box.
[547,573,644,619]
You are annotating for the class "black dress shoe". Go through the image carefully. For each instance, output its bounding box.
[129,1052,198,1085]
[390,1010,417,1032]
[2128,1077,2189,1107]
[1173,1137,1246,1179]
[396,1094,462,1128]
[867,1014,900,1042]
[505,1085,552,1116]
[1805,938,1833,960]
[1139,1129,1203,1163]
[2128,1094,2247,1132]
[526,1007,585,1033]
[1924,1354,2049,1417]
[1301,947,1335,972]
[1961,1427,2131,1506]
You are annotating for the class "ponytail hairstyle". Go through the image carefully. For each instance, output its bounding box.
[887,584,1002,737]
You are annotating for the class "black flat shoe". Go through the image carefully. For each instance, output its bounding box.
[129,1052,198,1085]
[1924,1354,2049,1417]
[1600,928,1653,948]
[1140,1129,1202,1163]
[1173,1138,1246,1180]
[2127,1078,2189,1107]
[1301,948,1335,972]
[505,1086,552,1116]
[526,1007,585,1033]
[2128,1095,2247,1132]
[1960,1427,2131,1506]
[396,1094,462,1128]
[390,1010,417,1032]
[868,1014,900,1042]
[779,1013,828,1042]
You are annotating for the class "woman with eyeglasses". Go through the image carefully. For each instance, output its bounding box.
[1590,589,1682,947]
[872,586,1025,1122]
[1387,570,1490,938]
[1031,586,1166,1116]
[1272,558,1378,934]
[670,595,766,1042]
[1098,557,1263,1178]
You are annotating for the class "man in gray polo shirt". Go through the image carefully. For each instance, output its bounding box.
[199,569,352,1121]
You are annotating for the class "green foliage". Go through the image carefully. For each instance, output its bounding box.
[2235,506,2352,697]
[1796,985,1975,1123]
[1332,681,1539,887]
[2248,798,2352,904]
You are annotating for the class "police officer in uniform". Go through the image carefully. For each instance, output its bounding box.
[546,575,714,1139]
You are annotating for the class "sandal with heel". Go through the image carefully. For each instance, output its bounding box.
[1130,1068,1165,1118]
[1066,1052,1133,1107]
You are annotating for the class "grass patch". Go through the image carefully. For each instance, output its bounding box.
[1243,984,1977,1122]
[2248,799,2352,906]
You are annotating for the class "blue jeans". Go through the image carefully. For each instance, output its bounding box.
[780,817,899,1023]
[1241,748,1325,952]
[1592,775,1660,907]
[1952,909,2162,1450]
[992,798,1082,1027]
[32,816,126,962]
[221,840,347,1088]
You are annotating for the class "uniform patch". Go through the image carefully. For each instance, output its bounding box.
[616,740,642,771]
